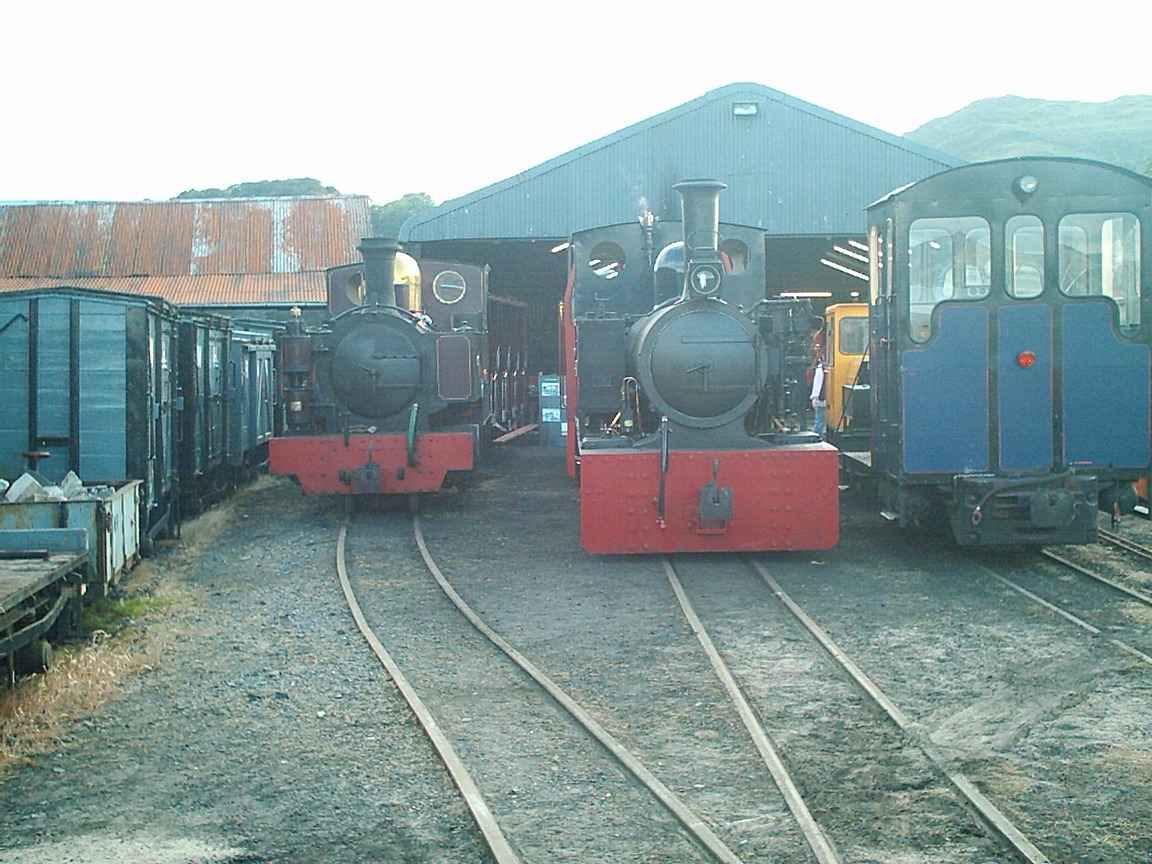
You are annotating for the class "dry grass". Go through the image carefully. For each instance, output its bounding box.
[0,633,158,777]
[0,480,265,783]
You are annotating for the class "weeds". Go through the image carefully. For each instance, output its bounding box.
[0,635,156,777]
[82,594,169,635]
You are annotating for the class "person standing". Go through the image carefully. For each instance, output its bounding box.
[810,357,827,439]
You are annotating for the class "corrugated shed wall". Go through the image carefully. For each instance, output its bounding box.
[0,196,371,279]
[402,83,963,242]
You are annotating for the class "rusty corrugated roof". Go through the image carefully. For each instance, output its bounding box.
[0,196,372,280]
[0,272,328,306]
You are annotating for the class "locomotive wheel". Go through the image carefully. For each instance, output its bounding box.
[15,639,53,676]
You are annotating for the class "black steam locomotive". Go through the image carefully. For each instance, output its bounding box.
[270,238,490,498]
[564,180,840,553]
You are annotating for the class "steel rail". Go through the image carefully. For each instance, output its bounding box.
[748,559,1052,864]
[977,563,1152,668]
[410,516,744,864]
[1098,527,1152,564]
[662,558,842,864]
[1043,545,1152,608]
[335,521,522,864]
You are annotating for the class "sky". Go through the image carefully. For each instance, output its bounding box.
[3,1,1149,206]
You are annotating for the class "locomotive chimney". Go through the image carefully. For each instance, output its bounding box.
[674,180,727,301]
[357,237,402,307]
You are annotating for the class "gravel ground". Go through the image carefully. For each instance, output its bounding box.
[0,475,488,864]
[0,442,1149,863]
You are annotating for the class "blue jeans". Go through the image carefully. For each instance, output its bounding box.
[813,404,826,438]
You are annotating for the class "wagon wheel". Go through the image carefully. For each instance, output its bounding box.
[15,639,53,676]
[48,595,83,642]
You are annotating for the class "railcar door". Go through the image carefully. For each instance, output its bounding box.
[900,216,993,476]
[1049,212,1149,473]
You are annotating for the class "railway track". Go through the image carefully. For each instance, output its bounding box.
[670,555,1043,863]
[1098,525,1152,563]
[750,558,1050,861]
[339,510,757,862]
[322,447,1152,862]
[335,504,1059,862]
[1008,531,1152,668]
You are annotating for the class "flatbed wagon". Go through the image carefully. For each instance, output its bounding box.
[0,528,88,682]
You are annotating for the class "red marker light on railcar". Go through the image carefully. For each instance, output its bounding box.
[1017,350,1036,368]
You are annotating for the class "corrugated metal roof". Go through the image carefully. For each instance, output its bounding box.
[0,272,328,306]
[0,196,371,279]
[401,82,965,243]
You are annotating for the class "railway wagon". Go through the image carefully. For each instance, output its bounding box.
[227,322,278,479]
[0,287,280,562]
[0,287,182,544]
[848,157,1152,545]
[487,295,532,437]
[270,239,493,500]
[178,312,231,515]
[0,528,88,682]
[178,314,280,513]
[564,180,839,554]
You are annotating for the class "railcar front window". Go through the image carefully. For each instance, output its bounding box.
[1006,216,1044,298]
[907,217,990,342]
[1059,212,1141,328]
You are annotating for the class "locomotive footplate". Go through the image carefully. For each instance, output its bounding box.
[270,432,475,495]
[579,445,839,554]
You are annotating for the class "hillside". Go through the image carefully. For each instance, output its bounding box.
[905,95,1152,173]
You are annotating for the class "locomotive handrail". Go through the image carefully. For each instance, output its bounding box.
[331,302,426,326]
[406,403,420,467]
[657,416,669,528]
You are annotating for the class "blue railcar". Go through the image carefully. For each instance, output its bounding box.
[854,157,1152,545]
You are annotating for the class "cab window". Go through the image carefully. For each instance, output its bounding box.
[1006,215,1044,298]
[839,315,868,356]
[907,217,991,342]
[1059,212,1141,328]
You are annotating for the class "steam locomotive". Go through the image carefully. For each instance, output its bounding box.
[564,180,840,553]
[269,238,490,500]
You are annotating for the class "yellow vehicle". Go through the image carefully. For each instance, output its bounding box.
[822,303,869,445]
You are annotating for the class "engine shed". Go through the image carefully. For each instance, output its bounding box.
[400,82,964,375]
